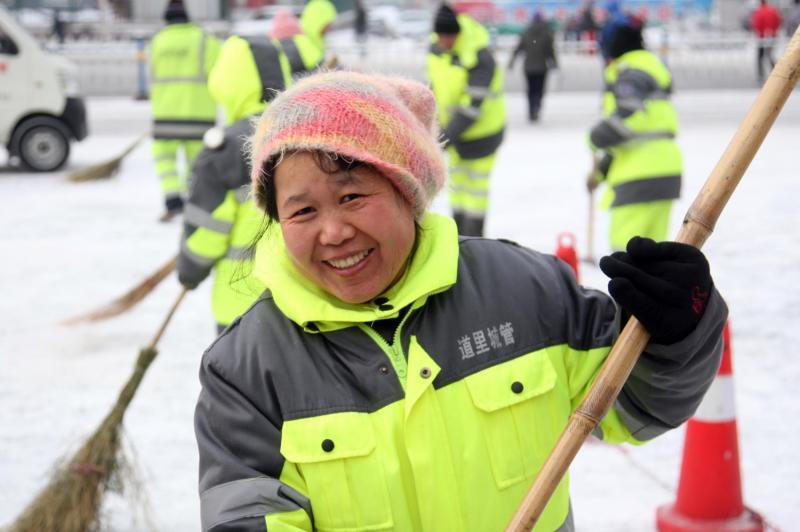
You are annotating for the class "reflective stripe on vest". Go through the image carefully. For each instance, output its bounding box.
[184,203,234,234]
[226,245,253,262]
[153,120,216,139]
[611,174,681,207]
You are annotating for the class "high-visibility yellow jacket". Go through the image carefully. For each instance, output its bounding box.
[427,14,506,159]
[208,33,324,125]
[149,22,220,139]
[300,0,337,53]
[195,213,727,531]
[177,34,321,327]
[589,49,682,209]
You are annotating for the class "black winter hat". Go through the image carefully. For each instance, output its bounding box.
[164,0,189,23]
[434,4,460,35]
[605,15,645,59]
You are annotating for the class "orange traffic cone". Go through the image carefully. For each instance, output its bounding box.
[656,322,765,531]
[555,232,579,281]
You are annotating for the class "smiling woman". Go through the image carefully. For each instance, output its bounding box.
[194,70,728,532]
[273,151,416,304]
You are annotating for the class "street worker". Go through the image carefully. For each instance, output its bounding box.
[194,70,727,531]
[427,3,506,237]
[300,0,337,54]
[508,10,558,122]
[587,14,682,252]
[176,11,322,333]
[148,0,220,222]
[751,0,783,83]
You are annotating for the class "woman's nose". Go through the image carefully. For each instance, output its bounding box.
[318,213,356,246]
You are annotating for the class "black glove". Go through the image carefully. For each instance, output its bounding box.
[599,237,713,344]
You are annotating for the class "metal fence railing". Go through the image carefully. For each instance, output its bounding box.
[57,33,779,97]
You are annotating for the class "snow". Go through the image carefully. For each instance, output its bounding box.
[1,88,798,531]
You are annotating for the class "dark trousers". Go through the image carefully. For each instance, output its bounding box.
[757,44,775,81]
[525,71,548,120]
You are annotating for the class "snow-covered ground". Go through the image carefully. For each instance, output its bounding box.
[1,89,798,531]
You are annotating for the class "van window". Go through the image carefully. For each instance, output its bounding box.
[0,28,18,55]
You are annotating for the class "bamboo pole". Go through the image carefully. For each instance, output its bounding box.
[507,27,800,532]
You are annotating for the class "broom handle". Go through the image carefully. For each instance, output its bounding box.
[507,27,800,532]
[105,287,189,425]
[147,287,189,350]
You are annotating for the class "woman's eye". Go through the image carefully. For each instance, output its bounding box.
[293,207,314,217]
[341,193,363,203]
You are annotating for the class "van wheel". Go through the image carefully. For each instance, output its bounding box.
[18,122,70,172]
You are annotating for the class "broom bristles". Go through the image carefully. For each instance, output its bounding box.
[61,256,177,325]
[66,132,148,183]
[66,158,124,182]
[9,347,158,532]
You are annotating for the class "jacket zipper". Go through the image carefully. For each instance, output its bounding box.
[359,309,414,391]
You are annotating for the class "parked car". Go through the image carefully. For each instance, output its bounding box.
[0,7,88,171]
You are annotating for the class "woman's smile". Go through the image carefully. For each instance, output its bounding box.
[323,248,374,273]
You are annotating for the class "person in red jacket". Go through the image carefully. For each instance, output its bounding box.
[751,0,782,82]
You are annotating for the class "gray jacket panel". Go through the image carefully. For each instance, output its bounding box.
[617,289,727,440]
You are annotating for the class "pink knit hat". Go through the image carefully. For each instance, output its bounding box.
[270,9,302,40]
[250,70,447,217]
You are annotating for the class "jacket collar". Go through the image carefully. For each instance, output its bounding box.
[253,213,459,332]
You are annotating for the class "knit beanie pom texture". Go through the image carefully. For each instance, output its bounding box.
[434,3,460,34]
[250,70,447,217]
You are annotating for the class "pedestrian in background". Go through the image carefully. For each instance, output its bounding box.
[751,0,782,83]
[427,3,506,236]
[579,0,599,43]
[148,0,220,222]
[508,10,557,122]
[587,14,682,252]
[354,0,368,58]
[177,9,323,333]
[51,9,65,45]
[194,69,726,532]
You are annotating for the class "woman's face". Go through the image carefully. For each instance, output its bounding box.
[274,152,416,304]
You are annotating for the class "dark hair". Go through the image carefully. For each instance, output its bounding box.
[604,16,645,59]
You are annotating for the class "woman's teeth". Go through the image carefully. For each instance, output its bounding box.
[326,250,370,269]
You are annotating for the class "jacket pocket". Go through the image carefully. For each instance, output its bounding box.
[465,350,559,489]
[281,411,394,532]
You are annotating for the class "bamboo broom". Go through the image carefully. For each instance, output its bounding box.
[10,288,188,532]
[67,132,148,183]
[507,27,800,532]
[61,255,177,325]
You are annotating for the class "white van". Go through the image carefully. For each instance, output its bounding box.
[0,6,87,172]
